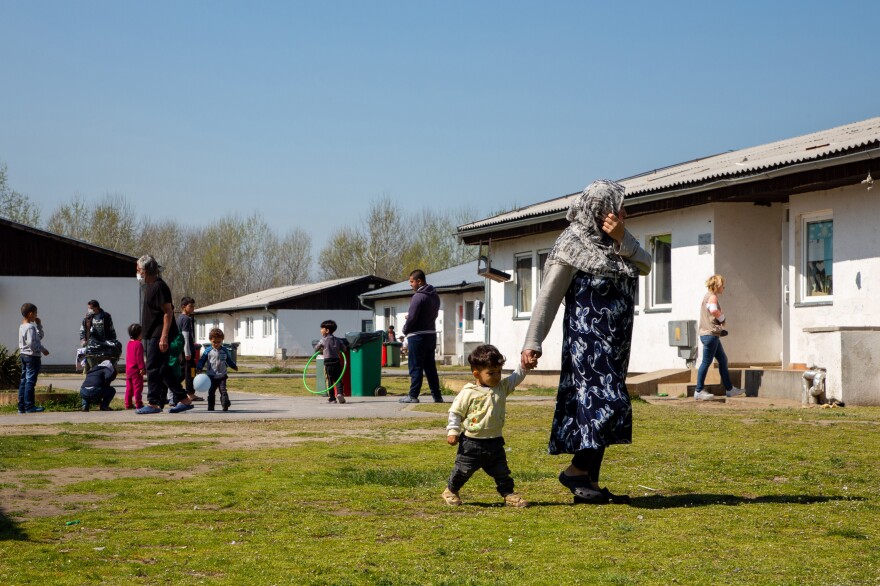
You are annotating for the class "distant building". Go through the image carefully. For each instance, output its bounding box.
[0,217,138,368]
[194,275,393,358]
[359,263,486,365]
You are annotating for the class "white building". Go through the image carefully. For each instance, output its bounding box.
[0,218,139,369]
[457,117,880,405]
[359,263,486,365]
[193,276,392,358]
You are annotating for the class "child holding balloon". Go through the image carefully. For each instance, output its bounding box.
[196,328,238,411]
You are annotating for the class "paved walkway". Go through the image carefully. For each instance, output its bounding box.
[0,375,554,426]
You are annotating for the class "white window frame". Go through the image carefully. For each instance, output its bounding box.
[799,211,833,304]
[514,252,535,318]
[197,321,205,340]
[648,234,672,309]
[263,315,273,337]
[464,300,474,333]
[245,317,254,339]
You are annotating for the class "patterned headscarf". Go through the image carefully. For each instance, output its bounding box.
[546,179,638,278]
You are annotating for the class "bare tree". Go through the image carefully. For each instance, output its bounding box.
[271,228,313,285]
[0,163,41,226]
[402,206,478,273]
[46,196,90,241]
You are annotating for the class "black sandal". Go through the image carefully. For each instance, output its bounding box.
[599,487,631,504]
[558,471,593,491]
[572,486,609,504]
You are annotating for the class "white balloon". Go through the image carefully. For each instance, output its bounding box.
[193,373,212,392]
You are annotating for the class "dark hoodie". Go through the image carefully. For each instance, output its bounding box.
[402,284,440,336]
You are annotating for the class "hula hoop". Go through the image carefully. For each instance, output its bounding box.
[302,350,348,395]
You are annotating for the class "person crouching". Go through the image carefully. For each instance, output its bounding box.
[80,360,117,411]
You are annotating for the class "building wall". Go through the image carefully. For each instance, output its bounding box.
[0,276,139,367]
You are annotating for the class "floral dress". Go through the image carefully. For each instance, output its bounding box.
[548,271,636,454]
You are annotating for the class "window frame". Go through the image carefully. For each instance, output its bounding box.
[648,233,672,310]
[464,300,474,333]
[514,252,535,318]
[799,211,834,304]
[245,317,254,339]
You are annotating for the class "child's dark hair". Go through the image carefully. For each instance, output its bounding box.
[468,344,505,369]
[181,296,195,307]
[209,327,224,341]
[20,303,37,317]
[321,320,337,334]
[128,323,142,339]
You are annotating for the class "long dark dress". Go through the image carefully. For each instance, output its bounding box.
[548,271,637,454]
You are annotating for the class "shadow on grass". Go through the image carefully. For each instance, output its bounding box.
[0,509,28,541]
[628,493,864,509]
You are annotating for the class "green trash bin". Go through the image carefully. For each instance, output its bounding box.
[201,342,240,363]
[346,331,384,396]
[384,342,402,367]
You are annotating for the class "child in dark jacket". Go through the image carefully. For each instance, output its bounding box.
[196,328,238,411]
[314,320,348,404]
[80,360,117,411]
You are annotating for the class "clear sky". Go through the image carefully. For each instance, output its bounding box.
[2,0,877,251]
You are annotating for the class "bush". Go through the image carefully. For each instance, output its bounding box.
[0,344,21,389]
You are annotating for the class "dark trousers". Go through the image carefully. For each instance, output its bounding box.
[571,447,606,482]
[183,357,196,395]
[324,360,344,399]
[18,355,42,411]
[207,375,229,410]
[145,337,186,407]
[80,386,116,410]
[407,333,441,400]
[447,436,515,496]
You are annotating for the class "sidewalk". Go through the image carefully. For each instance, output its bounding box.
[0,375,553,426]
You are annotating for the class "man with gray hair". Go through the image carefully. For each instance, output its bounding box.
[135,255,192,414]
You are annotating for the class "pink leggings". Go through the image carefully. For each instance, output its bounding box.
[125,375,144,408]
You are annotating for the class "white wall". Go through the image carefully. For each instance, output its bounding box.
[0,276,140,367]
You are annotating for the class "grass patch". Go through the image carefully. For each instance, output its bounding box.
[0,404,878,584]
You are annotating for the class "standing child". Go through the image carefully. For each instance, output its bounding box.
[196,328,238,411]
[125,324,146,409]
[443,344,529,507]
[18,303,49,414]
[314,320,348,404]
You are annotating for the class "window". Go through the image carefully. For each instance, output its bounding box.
[464,301,474,332]
[383,307,396,329]
[802,214,833,300]
[245,317,254,339]
[263,315,273,337]
[650,234,672,307]
[362,319,373,332]
[197,321,205,339]
[537,250,550,290]
[515,253,534,316]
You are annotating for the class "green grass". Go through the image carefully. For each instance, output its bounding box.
[1,403,879,584]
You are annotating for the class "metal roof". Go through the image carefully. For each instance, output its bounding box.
[360,262,484,300]
[458,116,880,234]
[195,276,377,313]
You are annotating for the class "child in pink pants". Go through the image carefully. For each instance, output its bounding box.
[124,323,146,409]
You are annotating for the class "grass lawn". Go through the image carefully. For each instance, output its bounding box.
[1,400,878,585]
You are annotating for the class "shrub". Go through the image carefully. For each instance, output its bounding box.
[0,344,21,389]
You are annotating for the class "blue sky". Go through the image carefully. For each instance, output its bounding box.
[1,1,877,251]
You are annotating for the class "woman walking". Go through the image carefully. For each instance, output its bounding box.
[694,275,744,400]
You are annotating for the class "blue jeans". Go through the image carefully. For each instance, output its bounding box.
[19,355,42,411]
[407,333,441,400]
[695,335,732,391]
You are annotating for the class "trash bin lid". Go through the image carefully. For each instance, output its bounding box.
[345,331,384,349]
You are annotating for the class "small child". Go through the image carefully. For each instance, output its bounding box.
[18,303,49,414]
[314,320,348,404]
[443,344,528,508]
[124,323,146,409]
[196,328,238,411]
[80,360,117,411]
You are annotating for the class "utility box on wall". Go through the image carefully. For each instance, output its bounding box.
[668,320,697,366]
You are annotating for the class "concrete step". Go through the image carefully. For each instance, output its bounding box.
[627,368,691,396]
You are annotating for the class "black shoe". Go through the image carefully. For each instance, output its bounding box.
[82,406,90,412]
[99,406,113,411]
[328,397,337,403]
[558,471,593,491]
[599,487,631,504]
[432,396,445,403]
[573,487,610,504]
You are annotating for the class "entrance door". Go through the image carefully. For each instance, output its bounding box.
[781,208,791,368]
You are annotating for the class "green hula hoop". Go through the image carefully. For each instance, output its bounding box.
[302,350,348,395]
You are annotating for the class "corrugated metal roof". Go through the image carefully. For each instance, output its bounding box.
[195,276,374,313]
[360,262,484,300]
[459,116,880,233]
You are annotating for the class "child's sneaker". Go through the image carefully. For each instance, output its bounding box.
[336,393,345,404]
[441,487,461,506]
[504,493,528,508]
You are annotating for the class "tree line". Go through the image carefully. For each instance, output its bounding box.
[1,162,479,307]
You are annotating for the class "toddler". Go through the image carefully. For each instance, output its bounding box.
[80,360,117,411]
[196,328,238,411]
[443,344,528,507]
[124,323,146,409]
[314,320,348,404]
[18,303,49,414]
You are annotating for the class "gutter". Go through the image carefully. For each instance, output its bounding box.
[457,145,880,241]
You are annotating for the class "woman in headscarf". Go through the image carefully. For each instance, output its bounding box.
[521,180,651,504]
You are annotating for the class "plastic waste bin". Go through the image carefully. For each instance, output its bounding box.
[384,342,402,367]
[201,341,240,363]
[345,331,384,396]
[315,352,351,397]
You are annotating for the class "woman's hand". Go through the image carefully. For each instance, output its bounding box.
[602,212,625,243]
[521,349,541,370]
